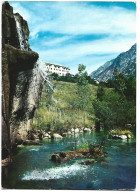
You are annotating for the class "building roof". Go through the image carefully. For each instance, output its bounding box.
[45,62,70,70]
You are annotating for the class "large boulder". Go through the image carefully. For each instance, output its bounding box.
[52,133,63,139]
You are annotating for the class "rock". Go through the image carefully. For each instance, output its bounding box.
[62,133,67,136]
[51,146,105,164]
[52,133,63,139]
[5,44,38,72]
[83,128,91,132]
[44,133,51,139]
[90,44,136,82]
[27,130,36,140]
[2,2,20,48]
[2,1,43,153]
[119,135,127,139]
[71,128,75,133]
[79,130,83,133]
[51,154,61,163]
[59,152,66,158]
[62,131,72,136]
[74,128,79,133]
[109,134,130,140]
[51,152,69,163]
[80,160,95,165]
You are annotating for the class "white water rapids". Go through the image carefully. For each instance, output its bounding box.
[22,164,88,181]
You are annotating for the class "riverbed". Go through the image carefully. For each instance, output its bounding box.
[2,131,136,190]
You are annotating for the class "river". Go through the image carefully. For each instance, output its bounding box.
[2,131,136,190]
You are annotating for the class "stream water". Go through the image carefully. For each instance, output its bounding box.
[2,131,136,190]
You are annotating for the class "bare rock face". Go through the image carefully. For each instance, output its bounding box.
[2,1,43,157]
[2,1,19,48]
[90,44,136,82]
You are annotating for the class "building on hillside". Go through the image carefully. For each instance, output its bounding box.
[45,63,70,76]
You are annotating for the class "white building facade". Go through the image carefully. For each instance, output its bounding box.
[45,63,70,76]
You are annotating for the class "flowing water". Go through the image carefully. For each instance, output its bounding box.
[2,131,136,190]
[14,15,28,51]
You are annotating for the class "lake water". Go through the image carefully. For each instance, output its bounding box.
[2,131,136,190]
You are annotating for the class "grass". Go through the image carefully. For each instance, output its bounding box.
[31,81,98,133]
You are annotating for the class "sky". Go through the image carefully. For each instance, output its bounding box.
[9,1,136,74]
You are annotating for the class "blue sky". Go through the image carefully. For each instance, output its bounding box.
[9,1,136,74]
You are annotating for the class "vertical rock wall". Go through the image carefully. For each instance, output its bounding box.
[2,1,43,158]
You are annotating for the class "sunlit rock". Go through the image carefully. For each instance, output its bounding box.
[52,133,63,139]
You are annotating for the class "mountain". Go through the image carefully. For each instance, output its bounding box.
[90,44,136,82]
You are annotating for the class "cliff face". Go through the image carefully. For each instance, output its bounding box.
[2,2,43,159]
[90,44,136,82]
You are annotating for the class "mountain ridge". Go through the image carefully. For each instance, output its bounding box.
[90,44,136,82]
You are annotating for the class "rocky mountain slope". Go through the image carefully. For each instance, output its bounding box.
[90,44,136,82]
[2,2,43,159]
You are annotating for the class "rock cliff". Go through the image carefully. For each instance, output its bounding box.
[90,44,136,82]
[2,2,43,159]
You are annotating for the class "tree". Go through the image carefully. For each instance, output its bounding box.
[51,73,59,80]
[124,75,136,102]
[77,64,91,125]
[93,74,136,131]
[106,79,114,88]
[93,99,114,130]
[93,85,105,131]
[97,86,105,102]
[113,68,126,96]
